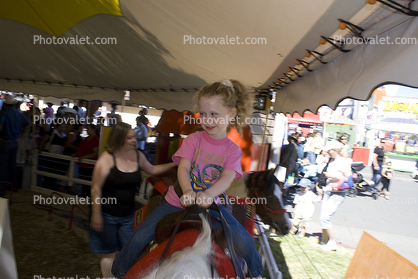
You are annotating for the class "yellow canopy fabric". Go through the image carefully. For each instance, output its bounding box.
[0,0,122,36]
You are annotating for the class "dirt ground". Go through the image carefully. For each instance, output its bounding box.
[9,189,103,279]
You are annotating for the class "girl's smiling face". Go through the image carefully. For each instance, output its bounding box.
[198,96,236,140]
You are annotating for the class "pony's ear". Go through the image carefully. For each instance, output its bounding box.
[273,165,286,183]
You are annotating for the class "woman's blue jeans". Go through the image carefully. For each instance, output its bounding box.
[307,151,316,164]
[111,200,263,278]
[372,162,383,189]
[320,191,346,229]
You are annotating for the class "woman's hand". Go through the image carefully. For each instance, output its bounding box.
[196,191,213,208]
[180,190,196,207]
[90,213,103,232]
[374,165,380,170]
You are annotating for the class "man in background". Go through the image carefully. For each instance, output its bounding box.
[0,95,30,195]
[134,116,148,152]
[280,133,299,179]
[44,102,54,123]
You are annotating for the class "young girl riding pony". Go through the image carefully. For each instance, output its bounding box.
[112,80,263,278]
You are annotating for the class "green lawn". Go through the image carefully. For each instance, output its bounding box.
[255,234,355,279]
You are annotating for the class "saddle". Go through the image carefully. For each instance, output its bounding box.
[145,192,249,244]
[154,205,225,245]
[138,193,249,278]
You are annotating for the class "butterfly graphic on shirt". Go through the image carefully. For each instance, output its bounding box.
[189,162,223,192]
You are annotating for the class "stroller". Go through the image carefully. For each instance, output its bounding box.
[348,161,379,199]
[411,159,418,180]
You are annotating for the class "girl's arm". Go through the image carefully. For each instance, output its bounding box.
[293,204,298,214]
[177,158,195,207]
[197,169,236,208]
[381,167,387,178]
[90,152,112,232]
[138,151,177,176]
[316,190,323,201]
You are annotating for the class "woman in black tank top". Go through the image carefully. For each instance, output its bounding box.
[89,122,176,278]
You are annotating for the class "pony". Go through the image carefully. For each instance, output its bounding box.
[225,166,292,235]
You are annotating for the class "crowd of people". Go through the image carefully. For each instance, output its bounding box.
[284,127,395,252]
[286,137,353,251]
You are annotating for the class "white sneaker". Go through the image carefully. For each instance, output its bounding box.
[313,241,326,247]
[321,240,337,251]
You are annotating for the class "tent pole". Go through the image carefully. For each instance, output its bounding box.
[121,97,125,113]
[32,96,37,133]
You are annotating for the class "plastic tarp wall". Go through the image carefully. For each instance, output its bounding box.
[0,198,18,279]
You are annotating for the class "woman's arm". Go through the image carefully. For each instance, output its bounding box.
[372,152,379,170]
[65,132,79,152]
[138,151,176,176]
[90,152,112,232]
[38,134,50,153]
[79,147,99,161]
[324,171,344,180]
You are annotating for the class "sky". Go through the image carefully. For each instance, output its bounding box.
[384,84,418,98]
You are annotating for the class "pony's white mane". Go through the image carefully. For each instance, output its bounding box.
[142,214,218,279]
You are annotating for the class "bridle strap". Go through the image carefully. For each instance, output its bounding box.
[158,209,189,264]
[158,204,207,264]
[253,189,287,214]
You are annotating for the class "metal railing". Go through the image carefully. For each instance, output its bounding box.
[31,151,151,205]
[255,215,283,279]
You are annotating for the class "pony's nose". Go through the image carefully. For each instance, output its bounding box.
[283,223,292,234]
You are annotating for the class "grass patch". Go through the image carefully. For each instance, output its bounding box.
[255,234,355,279]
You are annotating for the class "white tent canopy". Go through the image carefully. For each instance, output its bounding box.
[274,15,418,114]
[1,0,417,112]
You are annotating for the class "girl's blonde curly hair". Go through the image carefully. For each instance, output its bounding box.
[194,79,250,134]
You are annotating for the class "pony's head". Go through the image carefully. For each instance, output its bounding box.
[247,167,292,235]
[142,214,219,279]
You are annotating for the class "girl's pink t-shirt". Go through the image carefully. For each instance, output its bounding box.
[165,131,243,208]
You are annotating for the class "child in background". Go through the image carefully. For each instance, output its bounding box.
[292,178,322,237]
[380,161,394,200]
